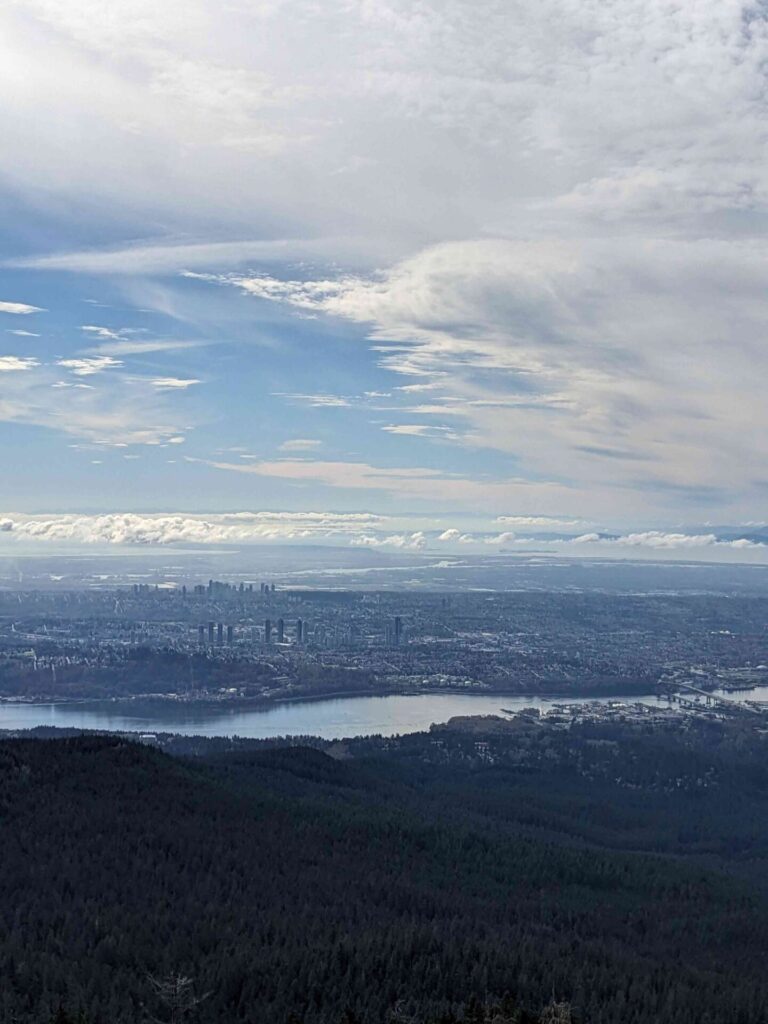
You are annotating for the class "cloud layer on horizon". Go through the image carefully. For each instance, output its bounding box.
[0,512,388,546]
[0,514,765,564]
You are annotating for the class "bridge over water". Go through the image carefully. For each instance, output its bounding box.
[660,681,750,713]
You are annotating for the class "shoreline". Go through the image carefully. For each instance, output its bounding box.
[0,684,666,712]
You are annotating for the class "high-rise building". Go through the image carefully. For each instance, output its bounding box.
[208,621,215,645]
[296,619,303,644]
[227,625,234,644]
[198,624,205,646]
[217,623,223,644]
[265,619,272,644]
[385,617,404,647]
[277,618,285,644]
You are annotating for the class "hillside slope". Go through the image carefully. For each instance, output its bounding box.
[0,736,766,1024]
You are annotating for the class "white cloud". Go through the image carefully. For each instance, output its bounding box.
[382,424,456,438]
[436,530,476,543]
[0,301,44,315]
[227,511,386,526]
[58,356,123,376]
[198,456,572,510]
[150,377,201,390]
[276,393,351,408]
[6,329,40,337]
[484,532,516,545]
[0,360,195,446]
[80,325,129,340]
[396,382,444,393]
[0,511,390,546]
[432,527,767,554]
[436,529,515,544]
[78,325,208,358]
[619,532,702,549]
[583,531,766,551]
[279,438,322,452]
[630,531,705,549]
[85,338,205,356]
[497,516,585,528]
[351,531,427,550]
[10,238,380,275]
[0,356,39,372]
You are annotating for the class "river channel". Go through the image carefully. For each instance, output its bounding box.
[1,687,763,740]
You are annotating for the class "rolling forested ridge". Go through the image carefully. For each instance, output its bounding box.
[2,731,768,1024]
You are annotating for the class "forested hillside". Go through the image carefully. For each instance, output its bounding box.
[1,735,768,1024]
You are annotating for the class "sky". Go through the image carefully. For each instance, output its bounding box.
[1,0,768,560]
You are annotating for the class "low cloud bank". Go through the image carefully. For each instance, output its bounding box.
[0,515,763,557]
[350,532,427,551]
[0,512,386,546]
[433,528,765,552]
[572,531,764,551]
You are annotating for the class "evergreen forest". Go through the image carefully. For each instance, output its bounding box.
[2,729,768,1024]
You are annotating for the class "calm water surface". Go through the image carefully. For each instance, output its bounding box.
[0,689,736,740]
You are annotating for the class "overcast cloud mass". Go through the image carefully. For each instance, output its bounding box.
[1,0,767,559]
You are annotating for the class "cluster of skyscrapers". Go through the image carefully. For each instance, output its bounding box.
[191,581,277,598]
[198,622,236,646]
[263,618,305,644]
[198,617,307,647]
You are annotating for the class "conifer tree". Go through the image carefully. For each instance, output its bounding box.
[144,973,208,1024]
